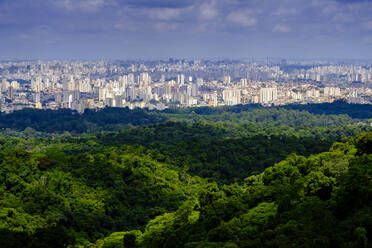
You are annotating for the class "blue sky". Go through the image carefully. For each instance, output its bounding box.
[0,0,371,60]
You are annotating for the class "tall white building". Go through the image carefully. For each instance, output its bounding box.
[139,72,151,87]
[223,89,241,105]
[128,73,135,84]
[260,87,277,103]
[30,77,42,92]
[99,87,106,101]
[204,93,218,107]
[177,74,185,85]
[223,75,231,85]
[324,87,341,96]
[240,78,248,87]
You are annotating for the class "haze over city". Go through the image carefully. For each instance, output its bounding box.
[1,0,372,60]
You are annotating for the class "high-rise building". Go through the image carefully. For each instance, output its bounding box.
[1,78,9,92]
[204,93,218,107]
[324,87,341,96]
[177,74,185,85]
[259,87,277,103]
[160,75,166,82]
[8,87,14,99]
[240,78,248,87]
[139,72,151,87]
[223,75,231,85]
[128,73,135,84]
[33,93,41,103]
[191,84,198,97]
[223,89,241,105]
[126,87,137,101]
[99,88,106,101]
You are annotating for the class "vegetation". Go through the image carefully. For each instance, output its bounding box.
[97,133,372,248]
[0,102,371,247]
[0,108,165,133]
[0,100,371,134]
[0,137,203,247]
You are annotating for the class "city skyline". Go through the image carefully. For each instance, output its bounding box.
[1,59,371,113]
[1,0,372,60]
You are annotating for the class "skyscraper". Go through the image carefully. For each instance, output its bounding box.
[223,89,241,105]
[260,87,277,103]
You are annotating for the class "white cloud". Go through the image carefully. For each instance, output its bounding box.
[51,0,105,12]
[114,22,137,31]
[195,23,208,32]
[273,7,297,16]
[19,24,61,44]
[226,10,256,27]
[200,1,218,20]
[154,22,179,31]
[147,8,181,20]
[321,2,340,14]
[273,24,291,32]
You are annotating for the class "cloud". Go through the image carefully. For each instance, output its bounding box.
[51,0,106,12]
[146,8,181,20]
[200,1,218,19]
[153,22,179,31]
[19,25,51,39]
[114,21,137,31]
[226,10,257,27]
[18,24,61,45]
[273,24,291,32]
[273,7,297,16]
[125,0,195,9]
[321,2,340,14]
[331,13,353,23]
[194,23,209,32]
[337,0,372,3]
[0,0,371,59]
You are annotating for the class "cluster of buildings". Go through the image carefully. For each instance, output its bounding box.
[0,59,371,113]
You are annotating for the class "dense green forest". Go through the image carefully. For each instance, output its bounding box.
[111,132,372,248]
[0,108,165,133]
[0,100,371,134]
[0,102,371,247]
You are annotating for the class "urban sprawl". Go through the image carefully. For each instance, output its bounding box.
[1,59,372,113]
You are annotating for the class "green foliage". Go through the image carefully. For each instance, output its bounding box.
[0,102,371,135]
[94,230,142,248]
[0,141,203,247]
[283,100,372,119]
[93,120,367,184]
[126,133,372,248]
[0,103,372,247]
[0,107,165,133]
[355,132,372,155]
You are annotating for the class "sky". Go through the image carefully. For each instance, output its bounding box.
[0,0,372,60]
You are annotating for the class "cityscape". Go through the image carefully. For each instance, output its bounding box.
[1,59,372,113]
[1,0,372,247]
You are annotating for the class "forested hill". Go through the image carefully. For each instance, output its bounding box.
[0,101,371,133]
[96,132,372,248]
[0,135,204,247]
[0,102,371,247]
[283,100,372,119]
[93,121,348,184]
[0,107,165,133]
[0,131,371,247]
[162,100,372,117]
